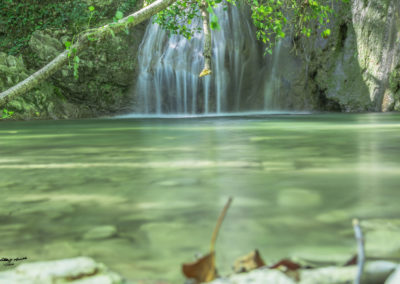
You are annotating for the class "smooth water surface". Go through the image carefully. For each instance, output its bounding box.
[0,113,399,282]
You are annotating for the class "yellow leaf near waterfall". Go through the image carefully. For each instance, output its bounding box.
[199,68,212,77]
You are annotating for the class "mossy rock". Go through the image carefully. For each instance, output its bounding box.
[389,67,400,94]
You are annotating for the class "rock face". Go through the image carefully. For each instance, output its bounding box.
[351,0,400,111]
[0,1,146,119]
[25,18,146,118]
[0,52,80,119]
[273,0,400,112]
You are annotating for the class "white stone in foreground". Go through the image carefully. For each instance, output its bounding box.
[386,266,400,284]
[0,257,123,284]
[207,261,399,284]
[208,269,295,284]
[300,266,356,284]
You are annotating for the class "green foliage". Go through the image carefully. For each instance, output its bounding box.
[0,1,91,55]
[73,55,80,79]
[1,109,14,119]
[154,0,345,54]
[154,0,202,39]
[0,0,138,56]
[88,6,96,27]
[389,67,400,94]
[249,0,344,52]
[250,0,287,52]
[207,3,221,30]
[65,39,80,79]
[114,10,124,22]
[154,0,235,39]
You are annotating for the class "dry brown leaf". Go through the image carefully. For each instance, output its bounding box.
[233,249,265,273]
[269,259,302,282]
[182,197,233,283]
[268,259,301,270]
[344,254,358,266]
[182,252,217,283]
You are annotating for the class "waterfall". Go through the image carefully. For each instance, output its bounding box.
[263,41,283,109]
[133,3,268,114]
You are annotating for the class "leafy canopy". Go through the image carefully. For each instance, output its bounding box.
[153,0,348,53]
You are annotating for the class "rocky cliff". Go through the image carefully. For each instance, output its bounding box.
[273,0,400,112]
[0,0,146,119]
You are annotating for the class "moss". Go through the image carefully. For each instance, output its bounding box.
[0,0,138,56]
[389,67,400,94]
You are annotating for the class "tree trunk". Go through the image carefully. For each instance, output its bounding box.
[0,0,177,103]
[199,0,212,77]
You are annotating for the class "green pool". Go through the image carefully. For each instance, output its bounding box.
[0,113,399,282]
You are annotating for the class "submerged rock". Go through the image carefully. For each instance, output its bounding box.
[277,188,321,208]
[0,257,123,284]
[83,225,118,240]
[361,219,400,259]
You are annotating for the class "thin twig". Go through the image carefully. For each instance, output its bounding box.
[352,218,365,284]
[210,197,233,252]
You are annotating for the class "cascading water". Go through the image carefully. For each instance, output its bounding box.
[134,3,269,114]
[263,41,283,109]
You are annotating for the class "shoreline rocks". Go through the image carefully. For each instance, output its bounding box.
[0,257,124,284]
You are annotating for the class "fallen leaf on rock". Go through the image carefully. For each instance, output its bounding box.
[269,259,301,270]
[269,259,302,282]
[182,197,233,283]
[182,252,217,283]
[233,249,265,273]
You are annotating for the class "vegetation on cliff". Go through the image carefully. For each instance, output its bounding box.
[1,0,400,119]
[0,0,345,113]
